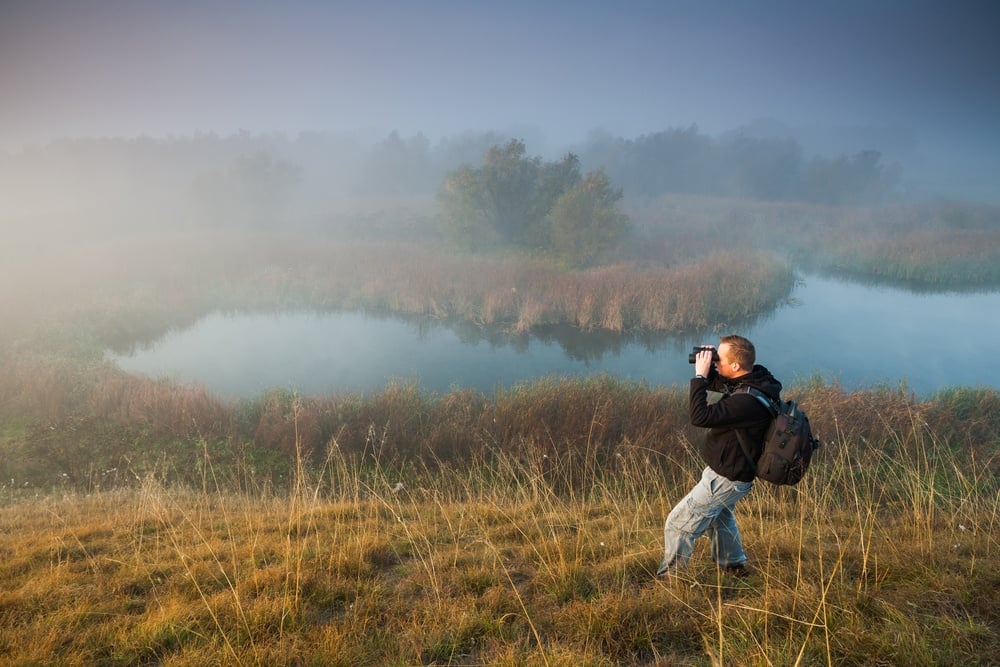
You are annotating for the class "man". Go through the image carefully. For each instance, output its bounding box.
[657,334,781,576]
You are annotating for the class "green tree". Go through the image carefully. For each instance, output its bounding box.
[438,163,498,251]
[193,151,302,228]
[479,140,544,246]
[720,136,802,200]
[799,150,897,205]
[532,153,583,247]
[550,170,630,267]
[438,140,625,262]
[232,151,302,225]
[361,130,434,195]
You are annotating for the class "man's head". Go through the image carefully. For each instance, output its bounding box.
[716,334,755,379]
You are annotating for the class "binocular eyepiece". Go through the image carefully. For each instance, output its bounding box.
[687,347,720,364]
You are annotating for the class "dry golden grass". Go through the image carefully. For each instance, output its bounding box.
[1,419,996,665]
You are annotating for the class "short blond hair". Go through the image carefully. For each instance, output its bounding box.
[720,334,755,368]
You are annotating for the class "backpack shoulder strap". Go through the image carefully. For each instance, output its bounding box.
[741,386,779,417]
[735,386,778,475]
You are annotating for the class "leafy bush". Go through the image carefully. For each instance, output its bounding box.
[438,140,629,264]
[550,171,630,267]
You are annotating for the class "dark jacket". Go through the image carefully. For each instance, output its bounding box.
[689,364,782,482]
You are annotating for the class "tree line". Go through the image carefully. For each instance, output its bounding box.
[1,126,899,208]
[577,126,897,205]
[366,126,899,206]
[1,127,899,264]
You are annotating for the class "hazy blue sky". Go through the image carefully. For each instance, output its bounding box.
[2,0,998,162]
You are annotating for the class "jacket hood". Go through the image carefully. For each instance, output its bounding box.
[724,364,782,401]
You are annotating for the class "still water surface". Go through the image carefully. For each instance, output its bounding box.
[111,276,997,399]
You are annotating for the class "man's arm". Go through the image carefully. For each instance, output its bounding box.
[690,347,716,425]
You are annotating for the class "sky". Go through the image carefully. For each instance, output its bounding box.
[1,0,998,187]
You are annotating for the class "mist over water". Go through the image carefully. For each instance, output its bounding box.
[111,276,998,399]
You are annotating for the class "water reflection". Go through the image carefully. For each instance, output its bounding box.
[438,318,699,364]
[109,276,999,399]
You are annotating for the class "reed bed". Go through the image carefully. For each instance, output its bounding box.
[626,195,1000,289]
[0,231,794,359]
[8,348,999,495]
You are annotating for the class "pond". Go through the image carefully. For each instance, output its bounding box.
[110,275,997,399]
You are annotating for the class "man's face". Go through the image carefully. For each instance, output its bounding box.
[715,342,742,379]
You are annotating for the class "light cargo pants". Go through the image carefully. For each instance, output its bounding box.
[658,466,752,574]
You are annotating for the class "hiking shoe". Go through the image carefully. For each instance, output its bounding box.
[655,559,677,578]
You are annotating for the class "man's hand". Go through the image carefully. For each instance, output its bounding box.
[694,348,715,378]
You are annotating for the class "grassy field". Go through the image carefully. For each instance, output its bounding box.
[0,196,998,664]
[1,394,997,665]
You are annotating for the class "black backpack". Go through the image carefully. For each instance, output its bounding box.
[735,387,821,486]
